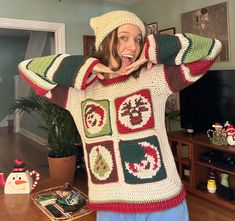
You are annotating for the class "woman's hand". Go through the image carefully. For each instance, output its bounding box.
[121,41,153,75]
[92,63,116,80]
[92,39,154,79]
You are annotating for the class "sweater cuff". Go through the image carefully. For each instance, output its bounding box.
[74,57,100,90]
[146,34,158,64]
[18,60,57,96]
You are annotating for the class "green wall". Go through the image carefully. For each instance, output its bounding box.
[130,0,235,70]
[1,0,234,66]
[0,0,128,54]
[2,0,233,67]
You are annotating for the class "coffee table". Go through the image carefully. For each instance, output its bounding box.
[0,179,96,221]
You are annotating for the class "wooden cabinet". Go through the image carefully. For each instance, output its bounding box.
[168,131,235,211]
[169,137,192,188]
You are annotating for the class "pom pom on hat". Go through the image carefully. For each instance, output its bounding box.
[90,10,146,50]
[13,159,27,172]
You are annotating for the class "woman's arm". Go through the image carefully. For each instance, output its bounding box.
[126,33,222,93]
[146,33,222,67]
[124,33,221,77]
[18,54,100,96]
[147,33,222,92]
[19,53,118,94]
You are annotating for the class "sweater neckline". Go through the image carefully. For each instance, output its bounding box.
[99,75,129,85]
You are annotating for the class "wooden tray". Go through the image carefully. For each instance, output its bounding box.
[31,186,93,221]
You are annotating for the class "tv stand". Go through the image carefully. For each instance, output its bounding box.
[168,130,235,211]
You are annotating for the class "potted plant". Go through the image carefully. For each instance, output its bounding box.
[9,94,81,184]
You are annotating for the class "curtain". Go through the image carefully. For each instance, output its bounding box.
[14,31,49,132]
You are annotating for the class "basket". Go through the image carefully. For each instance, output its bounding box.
[31,186,93,221]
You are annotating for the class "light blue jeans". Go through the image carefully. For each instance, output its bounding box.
[97,200,189,221]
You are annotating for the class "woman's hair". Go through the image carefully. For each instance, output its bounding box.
[93,28,145,78]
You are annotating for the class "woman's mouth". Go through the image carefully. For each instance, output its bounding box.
[121,54,134,67]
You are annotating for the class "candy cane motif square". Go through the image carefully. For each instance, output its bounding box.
[115,89,154,133]
[81,99,112,138]
[86,141,118,184]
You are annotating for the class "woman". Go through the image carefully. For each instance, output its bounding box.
[18,10,221,221]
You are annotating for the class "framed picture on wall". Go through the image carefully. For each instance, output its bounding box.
[146,22,158,35]
[159,27,176,35]
[83,35,96,56]
[181,2,229,62]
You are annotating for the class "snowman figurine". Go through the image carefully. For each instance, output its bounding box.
[4,159,40,194]
[225,121,235,146]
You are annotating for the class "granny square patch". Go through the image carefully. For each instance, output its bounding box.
[115,89,154,133]
[119,136,166,184]
[86,141,118,184]
[81,99,112,138]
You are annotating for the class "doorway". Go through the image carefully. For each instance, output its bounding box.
[0,17,65,140]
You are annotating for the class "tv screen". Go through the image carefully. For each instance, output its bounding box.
[180,70,235,133]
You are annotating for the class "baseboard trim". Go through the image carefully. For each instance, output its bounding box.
[19,128,47,146]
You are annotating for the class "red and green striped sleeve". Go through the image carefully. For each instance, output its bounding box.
[146,33,222,66]
[18,54,100,96]
[145,33,222,93]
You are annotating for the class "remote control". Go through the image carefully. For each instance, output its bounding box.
[45,204,62,218]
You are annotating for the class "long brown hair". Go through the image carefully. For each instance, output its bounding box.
[93,28,145,78]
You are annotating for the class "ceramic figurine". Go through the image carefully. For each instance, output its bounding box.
[207,122,228,145]
[207,169,217,193]
[220,173,229,188]
[207,179,217,193]
[2,159,40,194]
[224,121,235,146]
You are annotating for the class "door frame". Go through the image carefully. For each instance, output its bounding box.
[0,17,65,132]
[0,17,65,53]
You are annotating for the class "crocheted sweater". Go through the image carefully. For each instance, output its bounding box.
[18,33,221,213]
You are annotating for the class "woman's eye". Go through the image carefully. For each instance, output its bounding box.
[119,36,128,41]
[135,38,142,44]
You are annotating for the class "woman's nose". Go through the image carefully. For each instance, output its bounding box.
[127,39,137,51]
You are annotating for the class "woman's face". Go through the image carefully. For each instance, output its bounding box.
[109,24,143,72]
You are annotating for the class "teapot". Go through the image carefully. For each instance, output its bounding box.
[0,159,40,194]
[207,122,228,145]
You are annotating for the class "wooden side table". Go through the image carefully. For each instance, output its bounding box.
[0,179,96,221]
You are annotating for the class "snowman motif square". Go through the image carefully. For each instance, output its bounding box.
[81,99,112,138]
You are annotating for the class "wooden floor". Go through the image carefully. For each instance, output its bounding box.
[1,127,235,221]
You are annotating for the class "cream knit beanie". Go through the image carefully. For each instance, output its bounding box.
[90,10,146,50]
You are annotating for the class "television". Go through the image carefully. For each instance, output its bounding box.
[180,70,235,133]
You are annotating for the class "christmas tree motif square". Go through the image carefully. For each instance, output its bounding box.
[86,141,118,184]
[115,89,154,134]
[81,99,112,138]
[119,136,166,184]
